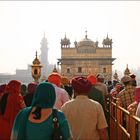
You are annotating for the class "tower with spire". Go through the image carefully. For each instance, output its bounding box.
[31,51,42,83]
[40,33,49,79]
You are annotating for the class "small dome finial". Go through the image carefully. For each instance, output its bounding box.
[53,64,58,73]
[35,51,37,58]
[107,32,108,38]
[127,64,128,68]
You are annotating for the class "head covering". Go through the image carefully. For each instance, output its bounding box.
[87,75,97,85]
[6,80,21,95]
[71,76,92,94]
[130,74,136,79]
[97,73,104,79]
[121,75,131,83]
[0,84,6,94]
[27,82,38,94]
[20,84,27,96]
[3,80,25,138]
[0,84,6,99]
[31,82,56,108]
[115,83,122,88]
[61,76,69,86]
[48,72,61,87]
[134,86,140,102]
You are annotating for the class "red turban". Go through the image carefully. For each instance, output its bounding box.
[87,75,97,85]
[134,86,140,102]
[71,76,92,94]
[48,73,61,87]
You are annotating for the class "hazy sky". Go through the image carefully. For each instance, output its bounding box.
[0,1,140,74]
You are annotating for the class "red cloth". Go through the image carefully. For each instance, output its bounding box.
[134,86,140,102]
[71,76,92,94]
[0,115,11,140]
[48,72,61,87]
[87,75,97,85]
[27,82,38,94]
[0,84,6,101]
[0,80,26,140]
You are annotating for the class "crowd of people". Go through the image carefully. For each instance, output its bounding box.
[0,71,139,140]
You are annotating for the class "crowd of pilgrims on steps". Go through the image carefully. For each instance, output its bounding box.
[0,70,140,140]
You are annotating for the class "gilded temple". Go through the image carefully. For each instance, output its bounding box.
[58,31,116,81]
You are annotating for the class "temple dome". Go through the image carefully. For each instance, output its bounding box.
[77,34,95,47]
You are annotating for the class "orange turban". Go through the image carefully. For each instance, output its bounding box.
[87,75,97,85]
[61,76,69,86]
[48,73,61,87]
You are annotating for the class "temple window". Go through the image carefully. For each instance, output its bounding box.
[103,67,106,73]
[67,67,70,73]
[78,67,82,73]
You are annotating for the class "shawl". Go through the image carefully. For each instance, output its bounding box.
[4,80,25,125]
[31,82,56,108]
[11,107,31,140]
[0,84,6,100]
[0,80,25,140]
[11,82,56,140]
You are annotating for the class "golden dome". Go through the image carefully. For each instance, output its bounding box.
[77,31,95,47]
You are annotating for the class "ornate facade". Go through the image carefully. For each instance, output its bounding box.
[58,31,116,81]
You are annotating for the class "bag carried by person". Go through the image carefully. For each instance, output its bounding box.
[52,109,63,140]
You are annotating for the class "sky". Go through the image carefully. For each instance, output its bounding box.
[0,1,140,74]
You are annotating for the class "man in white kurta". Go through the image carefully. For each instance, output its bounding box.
[61,76,108,140]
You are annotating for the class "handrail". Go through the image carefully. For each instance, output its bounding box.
[108,97,140,140]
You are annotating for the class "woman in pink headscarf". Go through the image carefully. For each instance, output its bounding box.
[0,80,26,140]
